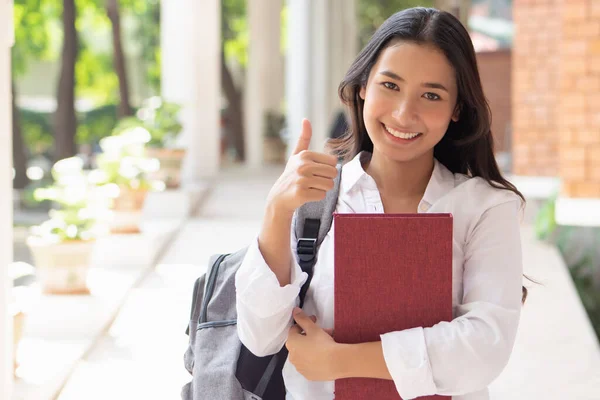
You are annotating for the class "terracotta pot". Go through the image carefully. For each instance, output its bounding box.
[109,187,148,234]
[26,238,94,295]
[145,147,186,189]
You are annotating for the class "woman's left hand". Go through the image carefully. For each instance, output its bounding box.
[286,307,342,381]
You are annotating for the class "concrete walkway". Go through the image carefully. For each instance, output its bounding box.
[55,165,600,399]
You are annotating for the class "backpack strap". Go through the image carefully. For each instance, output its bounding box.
[293,163,342,308]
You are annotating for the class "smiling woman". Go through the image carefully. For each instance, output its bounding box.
[233,7,529,400]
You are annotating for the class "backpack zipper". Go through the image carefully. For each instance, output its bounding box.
[199,254,229,324]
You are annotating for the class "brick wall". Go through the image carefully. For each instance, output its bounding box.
[512,0,561,177]
[476,49,512,153]
[513,0,600,199]
[557,0,600,198]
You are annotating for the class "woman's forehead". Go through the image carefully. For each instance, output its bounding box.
[373,42,456,87]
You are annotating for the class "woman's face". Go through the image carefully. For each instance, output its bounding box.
[360,41,459,163]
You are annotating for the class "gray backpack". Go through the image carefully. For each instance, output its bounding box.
[181,165,342,400]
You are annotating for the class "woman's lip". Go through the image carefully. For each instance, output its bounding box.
[381,123,422,140]
[382,123,420,135]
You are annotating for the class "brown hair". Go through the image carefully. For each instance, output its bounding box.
[330,7,529,304]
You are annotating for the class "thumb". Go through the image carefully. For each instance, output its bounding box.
[292,119,312,155]
[293,307,317,334]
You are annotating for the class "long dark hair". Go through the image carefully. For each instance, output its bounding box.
[330,7,530,303]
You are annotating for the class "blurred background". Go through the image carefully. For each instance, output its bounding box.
[1,0,600,399]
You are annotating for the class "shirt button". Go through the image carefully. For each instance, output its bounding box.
[419,203,429,212]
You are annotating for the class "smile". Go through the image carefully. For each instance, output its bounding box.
[383,124,422,141]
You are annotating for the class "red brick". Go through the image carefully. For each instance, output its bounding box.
[573,182,600,198]
[575,130,600,145]
[589,56,600,73]
[561,95,586,110]
[562,40,588,56]
[563,4,587,21]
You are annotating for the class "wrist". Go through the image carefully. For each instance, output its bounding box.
[332,343,356,380]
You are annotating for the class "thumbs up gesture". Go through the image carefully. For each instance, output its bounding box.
[267,119,339,215]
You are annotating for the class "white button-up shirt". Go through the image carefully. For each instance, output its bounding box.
[235,152,523,400]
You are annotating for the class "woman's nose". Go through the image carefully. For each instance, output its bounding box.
[392,100,418,125]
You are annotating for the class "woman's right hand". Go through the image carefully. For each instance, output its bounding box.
[266,119,339,215]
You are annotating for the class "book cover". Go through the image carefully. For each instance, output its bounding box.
[334,213,453,400]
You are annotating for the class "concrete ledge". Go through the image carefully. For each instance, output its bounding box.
[507,175,561,200]
[556,197,600,227]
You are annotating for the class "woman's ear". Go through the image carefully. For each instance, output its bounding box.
[359,86,366,100]
[451,103,461,122]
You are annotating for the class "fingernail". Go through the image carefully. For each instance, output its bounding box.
[293,307,302,315]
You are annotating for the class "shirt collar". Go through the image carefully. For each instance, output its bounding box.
[340,151,456,206]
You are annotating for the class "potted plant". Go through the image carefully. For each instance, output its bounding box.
[26,157,108,295]
[113,97,185,189]
[96,127,163,234]
[263,111,287,164]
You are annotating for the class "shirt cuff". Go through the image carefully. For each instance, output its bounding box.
[380,327,438,399]
[235,237,308,319]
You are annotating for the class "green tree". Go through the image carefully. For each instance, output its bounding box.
[358,0,436,47]
[12,0,58,188]
[107,0,134,118]
[54,0,79,161]
[222,0,248,161]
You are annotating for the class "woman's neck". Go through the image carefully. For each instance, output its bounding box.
[364,150,435,200]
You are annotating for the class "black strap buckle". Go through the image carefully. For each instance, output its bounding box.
[297,238,317,263]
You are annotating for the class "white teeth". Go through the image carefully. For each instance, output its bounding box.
[384,125,420,139]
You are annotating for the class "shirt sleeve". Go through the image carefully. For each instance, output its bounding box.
[380,199,523,399]
[235,235,308,357]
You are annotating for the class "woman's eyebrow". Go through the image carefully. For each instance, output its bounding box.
[379,70,449,93]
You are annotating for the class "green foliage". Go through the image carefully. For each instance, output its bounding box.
[95,128,160,190]
[112,97,182,147]
[78,103,123,144]
[534,195,557,241]
[223,0,248,66]
[30,157,109,242]
[12,0,58,77]
[357,0,435,47]
[19,104,122,154]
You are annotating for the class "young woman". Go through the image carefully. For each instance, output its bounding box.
[235,7,525,400]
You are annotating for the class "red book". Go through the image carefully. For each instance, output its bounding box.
[334,213,453,400]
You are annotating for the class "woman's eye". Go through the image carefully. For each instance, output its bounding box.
[382,82,399,90]
[424,92,441,101]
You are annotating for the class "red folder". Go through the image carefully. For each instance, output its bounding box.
[334,213,453,400]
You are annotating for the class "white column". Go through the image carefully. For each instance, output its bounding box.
[329,0,358,116]
[285,0,358,154]
[161,0,221,181]
[285,0,311,157]
[309,0,331,151]
[1,0,14,396]
[246,0,283,167]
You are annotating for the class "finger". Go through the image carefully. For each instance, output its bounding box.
[324,328,334,336]
[288,324,303,336]
[301,151,339,167]
[292,307,318,335]
[299,163,339,180]
[303,188,327,203]
[292,119,312,156]
[298,176,334,192]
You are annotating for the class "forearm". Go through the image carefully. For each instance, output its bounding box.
[335,341,393,380]
[258,203,295,287]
